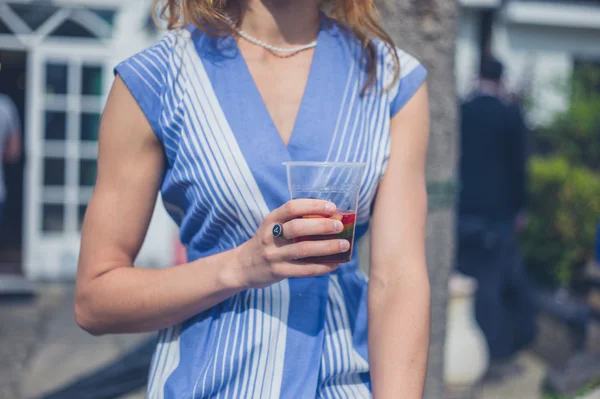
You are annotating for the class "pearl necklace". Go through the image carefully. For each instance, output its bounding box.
[225,16,317,56]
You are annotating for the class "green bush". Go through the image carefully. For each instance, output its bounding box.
[522,67,600,287]
[536,68,600,170]
[522,157,600,286]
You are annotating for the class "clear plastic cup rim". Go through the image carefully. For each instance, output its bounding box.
[283,161,366,168]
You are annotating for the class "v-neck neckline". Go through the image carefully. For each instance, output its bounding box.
[232,15,325,152]
[191,17,359,210]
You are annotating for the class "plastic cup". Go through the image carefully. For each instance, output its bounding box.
[283,161,365,263]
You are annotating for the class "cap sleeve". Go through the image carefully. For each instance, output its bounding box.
[389,49,428,118]
[114,34,176,140]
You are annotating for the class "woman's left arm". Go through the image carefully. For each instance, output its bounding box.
[369,83,431,398]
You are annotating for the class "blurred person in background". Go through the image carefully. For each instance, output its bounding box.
[74,0,432,397]
[457,56,536,379]
[0,92,22,228]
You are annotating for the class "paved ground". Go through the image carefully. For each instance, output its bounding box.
[583,389,600,399]
[480,352,547,399]
[0,284,62,399]
[4,282,600,399]
[0,283,148,399]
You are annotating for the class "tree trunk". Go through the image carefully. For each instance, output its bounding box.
[380,1,460,397]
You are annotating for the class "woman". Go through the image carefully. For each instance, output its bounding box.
[75,0,431,397]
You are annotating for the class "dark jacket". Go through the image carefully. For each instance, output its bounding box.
[459,94,527,220]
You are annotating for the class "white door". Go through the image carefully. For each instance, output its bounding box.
[24,44,111,280]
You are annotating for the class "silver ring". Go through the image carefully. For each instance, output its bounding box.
[272,223,284,238]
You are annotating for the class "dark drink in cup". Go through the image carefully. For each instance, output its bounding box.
[284,161,364,265]
[293,211,357,263]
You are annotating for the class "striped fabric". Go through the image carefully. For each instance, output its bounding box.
[115,14,426,399]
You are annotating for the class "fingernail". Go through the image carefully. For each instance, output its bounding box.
[340,240,350,251]
[325,202,335,212]
[334,221,343,232]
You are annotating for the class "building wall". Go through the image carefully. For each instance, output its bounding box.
[455,8,481,98]
[456,4,600,126]
[492,22,600,126]
[67,2,600,275]
[121,1,600,274]
[10,1,598,279]
[0,1,177,279]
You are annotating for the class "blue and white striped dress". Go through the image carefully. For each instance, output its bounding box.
[115,15,427,399]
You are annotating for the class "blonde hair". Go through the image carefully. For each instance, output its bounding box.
[153,0,400,92]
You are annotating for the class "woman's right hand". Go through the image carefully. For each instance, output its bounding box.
[235,199,350,289]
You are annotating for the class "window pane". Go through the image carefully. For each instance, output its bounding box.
[42,204,64,232]
[78,204,88,231]
[82,66,103,96]
[45,63,68,95]
[0,18,10,34]
[44,158,65,186]
[80,113,100,141]
[49,19,96,39]
[44,111,66,140]
[90,9,116,27]
[79,159,97,187]
[10,4,60,31]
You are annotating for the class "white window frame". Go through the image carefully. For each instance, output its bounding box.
[24,44,112,279]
